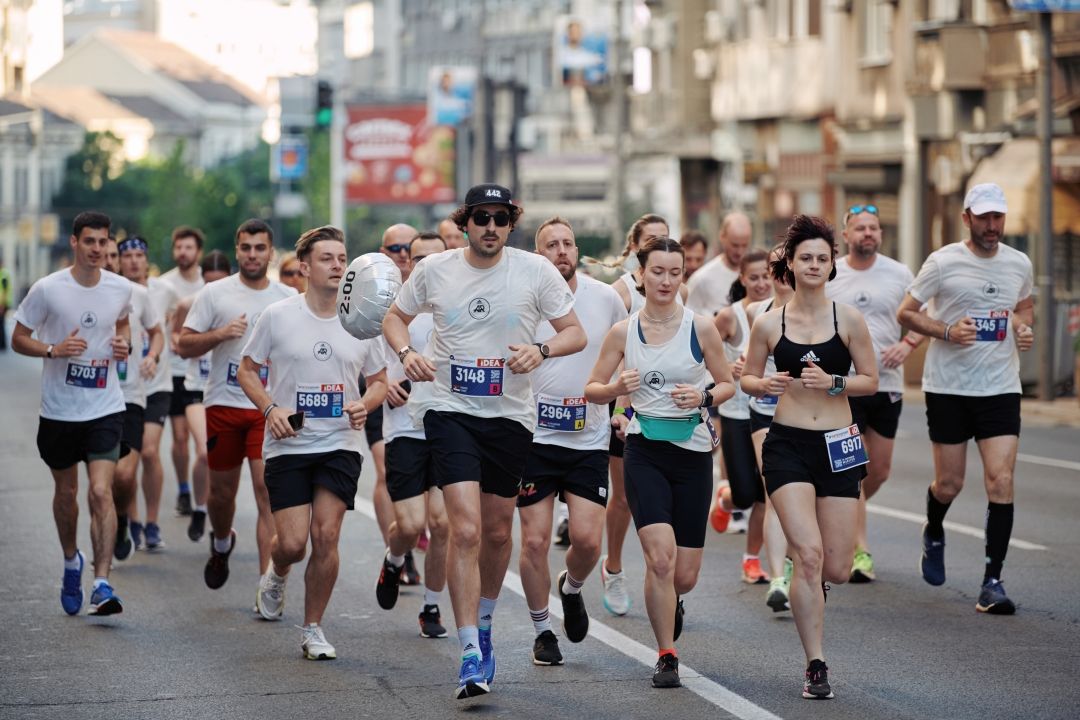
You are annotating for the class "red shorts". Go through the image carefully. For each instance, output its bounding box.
[206,406,265,471]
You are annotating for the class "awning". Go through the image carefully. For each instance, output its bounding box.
[967,137,1080,235]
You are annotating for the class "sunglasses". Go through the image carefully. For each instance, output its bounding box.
[411,254,431,263]
[279,269,300,278]
[384,243,409,254]
[470,210,511,227]
[847,204,878,216]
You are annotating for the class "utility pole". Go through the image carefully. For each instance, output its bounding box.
[1036,11,1056,401]
[610,0,627,254]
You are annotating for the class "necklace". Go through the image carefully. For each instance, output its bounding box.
[642,307,679,324]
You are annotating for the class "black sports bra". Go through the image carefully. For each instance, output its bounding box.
[773,303,852,378]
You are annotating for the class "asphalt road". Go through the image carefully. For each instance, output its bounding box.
[1,348,1078,720]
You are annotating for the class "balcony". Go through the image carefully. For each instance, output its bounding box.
[910,23,987,94]
[985,22,1038,82]
[711,39,828,122]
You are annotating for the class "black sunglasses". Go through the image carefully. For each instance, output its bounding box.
[279,269,300,278]
[384,243,409,253]
[411,254,431,263]
[847,204,878,216]
[470,210,511,227]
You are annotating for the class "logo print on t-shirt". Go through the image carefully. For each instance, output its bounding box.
[982,281,999,299]
[854,290,871,308]
[313,341,332,361]
[80,311,97,328]
[644,371,665,389]
[468,297,491,320]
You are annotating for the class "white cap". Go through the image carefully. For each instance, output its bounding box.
[964,183,1007,215]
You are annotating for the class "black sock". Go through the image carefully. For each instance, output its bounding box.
[926,487,951,539]
[984,502,1014,583]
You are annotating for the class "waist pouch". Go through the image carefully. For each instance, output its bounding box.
[637,414,702,443]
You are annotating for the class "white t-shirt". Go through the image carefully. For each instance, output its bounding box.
[119,282,162,408]
[908,242,1033,396]
[394,247,576,432]
[15,268,133,422]
[159,267,204,378]
[145,277,177,395]
[382,313,435,443]
[686,255,740,316]
[184,275,297,409]
[827,255,914,394]
[533,273,627,451]
[243,294,387,459]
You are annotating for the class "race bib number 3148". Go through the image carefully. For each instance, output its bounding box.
[450,357,504,397]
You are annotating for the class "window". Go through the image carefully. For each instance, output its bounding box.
[859,0,892,66]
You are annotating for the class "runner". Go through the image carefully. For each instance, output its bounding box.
[437,218,466,250]
[685,212,752,317]
[241,225,387,659]
[897,183,1034,614]
[827,204,924,582]
[741,215,878,699]
[375,231,451,638]
[586,235,735,688]
[179,219,296,595]
[276,252,306,293]
[518,217,627,665]
[12,210,134,615]
[383,183,586,699]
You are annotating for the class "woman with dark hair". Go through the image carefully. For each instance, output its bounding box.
[740,216,878,700]
[586,236,735,689]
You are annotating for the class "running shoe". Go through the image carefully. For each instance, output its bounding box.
[375,553,403,610]
[784,556,794,584]
[114,516,133,562]
[803,658,834,699]
[88,581,123,616]
[256,571,287,621]
[652,653,681,688]
[144,522,164,552]
[401,550,421,586]
[558,570,589,643]
[419,604,448,638]
[532,629,564,665]
[709,485,731,533]
[601,557,631,616]
[673,598,684,642]
[187,510,206,542]
[975,579,1016,615]
[204,530,235,589]
[920,524,946,586]
[766,577,790,613]
[175,491,193,517]
[301,624,336,660]
[61,550,85,616]
[554,517,570,547]
[728,509,749,534]
[130,521,144,551]
[741,557,769,584]
[850,548,875,583]
[479,626,496,685]
[822,582,831,604]
[454,654,489,699]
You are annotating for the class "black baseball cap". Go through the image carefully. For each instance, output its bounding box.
[464,183,514,208]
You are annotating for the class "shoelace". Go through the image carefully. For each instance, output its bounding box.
[298,624,327,646]
[607,572,627,597]
[263,575,285,600]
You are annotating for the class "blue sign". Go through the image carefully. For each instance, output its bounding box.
[274,136,308,181]
[1009,1,1080,10]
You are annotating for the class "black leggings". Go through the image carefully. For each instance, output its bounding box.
[719,415,764,509]
[623,435,712,548]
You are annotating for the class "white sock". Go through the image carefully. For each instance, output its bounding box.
[213,534,232,554]
[387,550,406,567]
[424,587,441,606]
[530,607,552,635]
[478,596,497,629]
[64,552,81,570]
[562,572,584,595]
[459,625,480,658]
[92,577,108,590]
[268,565,286,582]
[743,553,758,563]
[194,504,208,513]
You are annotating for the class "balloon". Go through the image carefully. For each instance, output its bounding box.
[337,253,402,340]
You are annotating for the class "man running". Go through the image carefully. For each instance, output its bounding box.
[179,219,296,595]
[12,211,133,615]
[898,183,1034,614]
[383,184,586,699]
[685,212,752,316]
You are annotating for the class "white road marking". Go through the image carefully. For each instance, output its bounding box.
[866,504,1048,551]
[1016,453,1080,473]
[356,497,783,720]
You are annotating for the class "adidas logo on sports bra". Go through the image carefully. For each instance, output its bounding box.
[800,350,822,363]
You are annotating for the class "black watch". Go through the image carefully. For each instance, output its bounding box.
[534,342,550,359]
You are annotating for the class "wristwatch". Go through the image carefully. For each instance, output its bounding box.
[533,342,550,359]
[397,345,416,364]
[826,374,847,397]
[46,344,54,359]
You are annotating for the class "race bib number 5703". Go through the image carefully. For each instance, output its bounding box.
[450,357,504,397]
[66,359,109,389]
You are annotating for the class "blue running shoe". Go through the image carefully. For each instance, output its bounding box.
[61,550,85,615]
[478,627,496,685]
[454,654,489,700]
[145,522,164,551]
[88,581,123,616]
[976,579,1016,615]
[130,521,144,551]
[920,524,946,586]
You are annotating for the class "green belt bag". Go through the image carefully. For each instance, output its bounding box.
[637,414,703,443]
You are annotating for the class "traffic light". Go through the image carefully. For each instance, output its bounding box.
[315,80,333,129]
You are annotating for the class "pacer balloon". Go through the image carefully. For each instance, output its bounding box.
[337,253,402,340]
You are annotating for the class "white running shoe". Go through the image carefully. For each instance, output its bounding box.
[301,624,337,660]
[601,556,631,616]
[256,571,287,621]
[728,510,749,534]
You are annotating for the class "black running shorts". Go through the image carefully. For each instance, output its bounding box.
[121,403,145,457]
[924,392,1021,444]
[761,422,864,499]
[622,434,712,548]
[422,410,532,498]
[719,415,763,508]
[264,449,363,512]
[849,392,903,440]
[169,376,202,416]
[37,412,124,470]
[518,442,609,508]
[145,391,171,426]
[385,436,440,502]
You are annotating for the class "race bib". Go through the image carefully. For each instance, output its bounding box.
[756,394,778,407]
[450,356,504,397]
[226,359,268,388]
[296,383,344,419]
[198,357,211,379]
[824,424,869,473]
[66,358,109,389]
[117,360,129,383]
[970,309,1009,342]
[141,333,150,358]
[537,394,586,431]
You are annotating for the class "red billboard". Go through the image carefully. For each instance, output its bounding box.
[344,104,456,204]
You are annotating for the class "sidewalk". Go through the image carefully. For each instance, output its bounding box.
[903,387,1080,429]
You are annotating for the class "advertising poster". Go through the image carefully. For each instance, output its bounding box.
[554,15,609,87]
[428,66,477,126]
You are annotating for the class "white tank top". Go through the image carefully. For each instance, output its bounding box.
[718,300,751,420]
[747,299,778,417]
[618,272,645,315]
[623,308,713,452]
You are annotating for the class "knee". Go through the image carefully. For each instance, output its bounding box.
[141,445,160,463]
[794,543,824,577]
[483,522,512,548]
[276,536,307,564]
[87,481,113,508]
[568,530,601,563]
[396,514,424,541]
[645,547,677,580]
[310,522,340,554]
[426,512,449,543]
[521,529,550,561]
[451,520,481,549]
[985,471,1014,502]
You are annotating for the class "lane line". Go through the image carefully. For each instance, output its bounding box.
[866,504,1048,551]
[355,497,783,720]
[1016,453,1080,473]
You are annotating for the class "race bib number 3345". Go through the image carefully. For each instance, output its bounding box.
[971,309,1009,342]
[450,357,504,397]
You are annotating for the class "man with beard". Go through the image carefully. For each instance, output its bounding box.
[178,219,296,597]
[898,183,1034,615]
[383,184,586,699]
[826,205,923,583]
